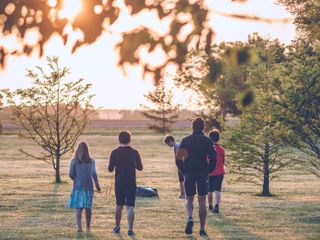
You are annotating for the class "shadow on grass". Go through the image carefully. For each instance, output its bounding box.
[185,235,197,240]
[75,232,97,240]
[207,213,265,240]
[110,233,130,240]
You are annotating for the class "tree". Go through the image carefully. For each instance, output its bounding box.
[141,80,180,134]
[225,37,291,196]
[277,0,320,42]
[273,40,320,177]
[0,0,215,83]
[3,56,94,183]
[174,40,255,130]
[0,0,288,82]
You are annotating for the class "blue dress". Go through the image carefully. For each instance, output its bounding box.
[67,158,99,209]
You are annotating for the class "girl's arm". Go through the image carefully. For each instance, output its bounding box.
[92,160,101,192]
[69,159,75,180]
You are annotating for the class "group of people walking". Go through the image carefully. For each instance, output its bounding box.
[67,117,225,237]
[165,117,225,236]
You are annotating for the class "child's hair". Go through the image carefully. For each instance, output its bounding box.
[209,129,220,142]
[164,135,175,144]
[119,131,131,144]
[75,142,91,163]
[192,117,205,132]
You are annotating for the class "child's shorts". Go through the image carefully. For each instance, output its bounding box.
[115,182,136,207]
[208,175,224,192]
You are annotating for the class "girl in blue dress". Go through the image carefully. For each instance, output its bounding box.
[67,142,101,232]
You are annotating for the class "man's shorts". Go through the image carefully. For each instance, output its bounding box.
[208,174,224,192]
[184,172,208,196]
[178,170,184,182]
[115,182,136,207]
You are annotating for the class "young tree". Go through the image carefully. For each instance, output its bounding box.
[225,37,291,196]
[3,56,94,183]
[141,80,180,134]
[225,112,291,196]
[273,40,320,177]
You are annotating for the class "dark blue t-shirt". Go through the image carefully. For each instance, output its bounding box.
[178,131,216,175]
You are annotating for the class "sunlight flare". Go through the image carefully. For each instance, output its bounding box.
[58,0,82,20]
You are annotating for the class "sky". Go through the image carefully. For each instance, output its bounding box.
[0,0,296,109]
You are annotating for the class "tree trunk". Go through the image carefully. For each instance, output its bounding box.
[55,153,61,183]
[55,82,61,184]
[162,103,166,133]
[261,143,271,196]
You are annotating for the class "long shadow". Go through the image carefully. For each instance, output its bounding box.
[207,213,265,240]
[76,232,97,240]
[182,234,213,240]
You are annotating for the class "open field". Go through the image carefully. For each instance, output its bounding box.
[0,129,319,240]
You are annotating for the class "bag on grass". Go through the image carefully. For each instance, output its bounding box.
[136,186,159,197]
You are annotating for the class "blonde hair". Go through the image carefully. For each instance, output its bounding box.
[75,142,91,163]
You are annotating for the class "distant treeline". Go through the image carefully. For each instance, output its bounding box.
[0,107,197,121]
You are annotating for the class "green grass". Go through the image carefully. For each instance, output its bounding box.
[0,129,319,240]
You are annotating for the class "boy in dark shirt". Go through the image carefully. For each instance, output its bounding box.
[108,131,143,236]
[177,118,216,236]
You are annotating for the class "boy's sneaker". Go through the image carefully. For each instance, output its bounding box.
[208,204,213,211]
[213,204,219,214]
[128,230,135,236]
[185,217,194,235]
[112,226,120,234]
[199,230,208,236]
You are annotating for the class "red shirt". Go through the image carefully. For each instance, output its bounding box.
[209,143,225,176]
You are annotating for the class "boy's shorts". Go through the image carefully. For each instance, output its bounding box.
[208,175,224,192]
[115,182,136,207]
[184,172,208,196]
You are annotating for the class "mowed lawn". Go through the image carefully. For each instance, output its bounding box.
[0,129,319,240]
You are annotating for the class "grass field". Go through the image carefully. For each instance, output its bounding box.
[0,128,319,240]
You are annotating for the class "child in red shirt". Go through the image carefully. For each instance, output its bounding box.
[208,129,225,213]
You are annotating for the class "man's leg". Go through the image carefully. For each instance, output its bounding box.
[76,208,83,232]
[208,176,214,210]
[127,206,135,231]
[185,196,194,234]
[113,182,125,233]
[208,192,213,210]
[215,191,221,205]
[85,208,92,231]
[197,173,209,235]
[186,196,194,218]
[115,205,123,228]
[178,171,185,198]
[184,176,196,235]
[213,175,223,213]
[180,181,186,198]
[126,183,137,236]
[198,195,207,231]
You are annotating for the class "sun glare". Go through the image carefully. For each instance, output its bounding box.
[58,0,82,20]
